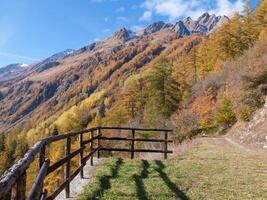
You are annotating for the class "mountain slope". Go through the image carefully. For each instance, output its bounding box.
[0,13,224,134]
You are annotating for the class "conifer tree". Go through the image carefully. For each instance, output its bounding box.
[242,0,257,48]
[254,0,267,30]
[52,125,59,136]
[219,13,243,58]
[4,140,17,170]
[216,94,236,125]
[123,74,146,119]
[145,56,181,121]
[0,134,6,152]
[99,101,106,118]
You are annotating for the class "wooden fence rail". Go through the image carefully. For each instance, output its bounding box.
[0,127,173,200]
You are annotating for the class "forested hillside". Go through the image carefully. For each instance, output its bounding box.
[1,0,267,194]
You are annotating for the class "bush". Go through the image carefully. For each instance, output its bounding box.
[216,94,236,126]
[172,110,200,144]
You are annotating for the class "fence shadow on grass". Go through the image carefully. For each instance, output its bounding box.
[155,160,190,200]
[133,160,150,200]
[89,158,123,199]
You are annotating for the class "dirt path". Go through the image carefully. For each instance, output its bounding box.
[173,135,266,158]
[224,137,252,152]
[55,158,103,200]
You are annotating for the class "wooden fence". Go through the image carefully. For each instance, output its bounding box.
[0,127,173,200]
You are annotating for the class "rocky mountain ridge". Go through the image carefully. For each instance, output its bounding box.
[0,12,227,77]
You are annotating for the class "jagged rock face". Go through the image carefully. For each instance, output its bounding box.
[172,21,191,36]
[141,21,168,35]
[138,13,229,36]
[194,13,229,33]
[183,17,196,32]
[112,28,137,42]
[196,13,219,32]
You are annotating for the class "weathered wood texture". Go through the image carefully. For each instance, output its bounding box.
[0,127,172,200]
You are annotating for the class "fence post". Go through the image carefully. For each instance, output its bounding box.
[164,131,168,160]
[79,133,84,178]
[39,145,46,170]
[65,137,71,198]
[131,129,135,159]
[39,144,46,198]
[40,189,48,200]
[11,172,26,200]
[97,128,101,158]
[90,131,94,166]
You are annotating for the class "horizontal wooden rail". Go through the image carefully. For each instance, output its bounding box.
[47,162,86,200]
[100,136,173,143]
[99,126,173,132]
[82,135,101,145]
[43,128,98,144]
[0,126,173,200]
[100,148,173,154]
[82,146,101,163]
[47,147,85,175]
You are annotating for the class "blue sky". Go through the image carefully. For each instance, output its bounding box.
[0,0,260,67]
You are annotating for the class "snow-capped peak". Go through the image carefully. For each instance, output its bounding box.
[20,64,29,68]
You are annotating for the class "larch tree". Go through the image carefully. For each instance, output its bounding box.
[254,0,267,31]
[242,0,257,49]
[144,56,181,125]
[123,74,146,119]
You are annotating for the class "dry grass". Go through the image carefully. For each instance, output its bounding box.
[78,137,267,200]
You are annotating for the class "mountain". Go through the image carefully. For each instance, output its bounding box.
[139,13,228,37]
[0,63,28,74]
[0,64,29,83]
[31,49,75,73]
[195,13,229,33]
[0,49,76,83]
[0,13,226,133]
[43,49,75,63]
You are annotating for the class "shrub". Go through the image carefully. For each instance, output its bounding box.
[216,94,236,126]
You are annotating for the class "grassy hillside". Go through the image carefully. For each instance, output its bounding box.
[78,138,267,200]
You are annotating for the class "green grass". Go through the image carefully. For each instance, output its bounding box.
[78,139,267,200]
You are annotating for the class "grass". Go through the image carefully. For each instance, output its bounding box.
[78,139,267,200]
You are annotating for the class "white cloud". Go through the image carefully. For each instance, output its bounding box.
[140,0,245,21]
[139,11,152,21]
